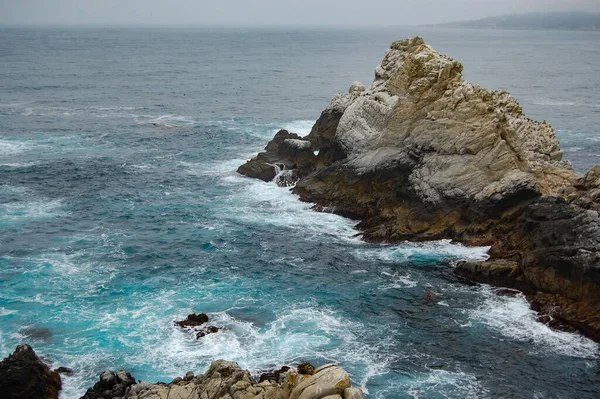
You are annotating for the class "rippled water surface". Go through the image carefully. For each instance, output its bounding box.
[1,27,600,398]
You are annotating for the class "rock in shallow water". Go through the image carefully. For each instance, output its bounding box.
[175,313,209,328]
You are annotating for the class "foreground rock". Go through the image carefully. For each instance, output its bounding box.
[81,360,363,399]
[0,344,62,399]
[238,37,600,341]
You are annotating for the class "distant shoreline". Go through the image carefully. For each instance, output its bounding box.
[429,11,600,32]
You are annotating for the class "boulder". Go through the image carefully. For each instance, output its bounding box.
[289,364,351,399]
[0,344,62,399]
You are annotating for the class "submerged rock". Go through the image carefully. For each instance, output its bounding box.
[0,344,62,399]
[238,36,600,341]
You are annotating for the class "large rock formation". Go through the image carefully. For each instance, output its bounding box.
[238,37,600,341]
[0,344,62,399]
[80,361,363,399]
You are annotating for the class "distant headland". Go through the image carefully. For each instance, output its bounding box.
[428,11,600,32]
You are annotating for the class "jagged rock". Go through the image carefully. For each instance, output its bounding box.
[292,36,576,243]
[0,344,62,399]
[80,369,136,399]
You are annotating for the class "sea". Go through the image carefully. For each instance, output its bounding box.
[1,26,599,399]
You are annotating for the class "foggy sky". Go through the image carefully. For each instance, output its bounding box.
[1,0,599,26]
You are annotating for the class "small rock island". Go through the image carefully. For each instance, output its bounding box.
[239,37,600,341]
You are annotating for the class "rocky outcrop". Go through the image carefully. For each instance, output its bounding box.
[237,37,600,341]
[175,313,225,339]
[237,130,316,186]
[292,37,576,243]
[80,361,363,399]
[0,344,62,399]
[80,370,136,399]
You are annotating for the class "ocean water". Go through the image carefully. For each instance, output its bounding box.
[1,26,599,399]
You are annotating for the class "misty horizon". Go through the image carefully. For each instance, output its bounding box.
[1,0,600,27]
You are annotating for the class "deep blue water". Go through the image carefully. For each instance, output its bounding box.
[1,27,600,399]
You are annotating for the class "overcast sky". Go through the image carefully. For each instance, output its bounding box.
[1,0,599,26]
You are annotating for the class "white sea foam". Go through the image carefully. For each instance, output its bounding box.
[134,306,396,396]
[0,307,17,316]
[402,369,486,399]
[355,240,490,263]
[0,139,28,155]
[278,120,315,136]
[0,199,67,222]
[468,287,599,359]
[379,271,418,289]
[0,161,39,168]
[136,114,196,128]
[532,99,577,107]
[220,174,360,242]
[182,153,362,242]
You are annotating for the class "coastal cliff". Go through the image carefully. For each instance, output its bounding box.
[238,37,600,340]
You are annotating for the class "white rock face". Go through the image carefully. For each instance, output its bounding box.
[283,139,312,150]
[314,37,575,207]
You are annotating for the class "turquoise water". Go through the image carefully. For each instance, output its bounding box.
[1,27,600,398]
